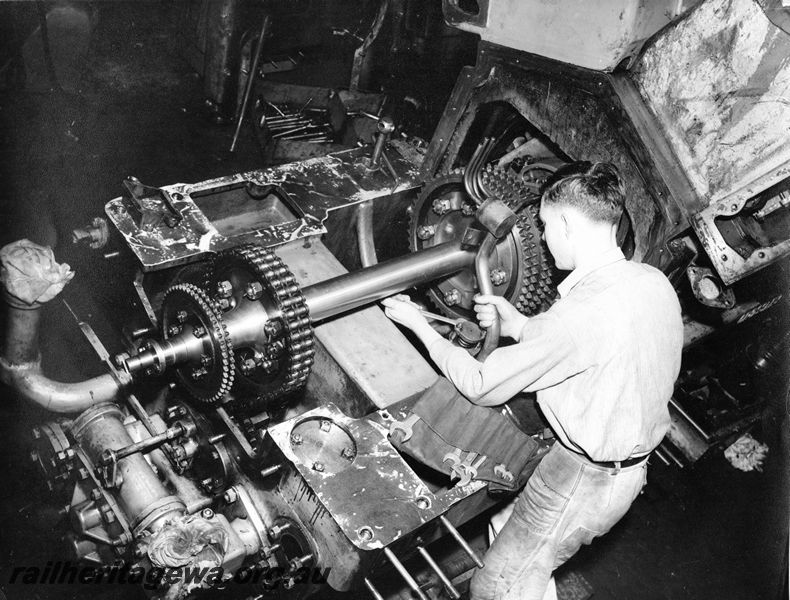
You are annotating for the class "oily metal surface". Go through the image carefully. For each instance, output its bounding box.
[267,403,488,552]
[105,146,422,272]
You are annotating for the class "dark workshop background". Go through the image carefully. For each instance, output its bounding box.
[0,2,787,600]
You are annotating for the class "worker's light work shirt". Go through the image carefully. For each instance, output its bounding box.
[427,247,684,462]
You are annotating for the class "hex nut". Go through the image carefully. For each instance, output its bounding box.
[245,281,264,300]
[444,289,461,306]
[216,280,233,298]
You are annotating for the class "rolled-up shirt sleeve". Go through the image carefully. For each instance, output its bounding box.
[426,312,583,406]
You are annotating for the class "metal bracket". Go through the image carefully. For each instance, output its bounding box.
[123,176,183,228]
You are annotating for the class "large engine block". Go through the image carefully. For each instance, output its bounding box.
[8,133,556,599]
[7,3,789,596]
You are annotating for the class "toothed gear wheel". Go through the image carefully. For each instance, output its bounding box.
[209,244,314,413]
[410,166,558,320]
[161,283,234,404]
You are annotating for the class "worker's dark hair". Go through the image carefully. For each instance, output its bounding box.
[541,161,625,225]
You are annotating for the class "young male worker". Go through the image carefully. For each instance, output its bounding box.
[382,162,684,599]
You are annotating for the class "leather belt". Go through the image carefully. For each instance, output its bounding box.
[591,454,649,469]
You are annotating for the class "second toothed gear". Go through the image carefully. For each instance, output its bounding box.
[409,166,558,320]
[160,283,235,404]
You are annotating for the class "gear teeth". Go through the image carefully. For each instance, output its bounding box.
[163,283,234,404]
[209,244,314,413]
[410,165,558,318]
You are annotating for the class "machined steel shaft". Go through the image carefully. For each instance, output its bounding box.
[123,242,476,375]
[302,241,475,321]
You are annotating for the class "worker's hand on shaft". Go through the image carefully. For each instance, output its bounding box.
[474,294,528,340]
[382,295,431,332]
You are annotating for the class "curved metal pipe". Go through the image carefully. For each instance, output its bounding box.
[356,201,378,268]
[475,234,500,361]
[0,358,126,413]
[1,296,127,413]
[464,137,494,206]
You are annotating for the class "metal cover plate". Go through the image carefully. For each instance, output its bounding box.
[267,403,486,551]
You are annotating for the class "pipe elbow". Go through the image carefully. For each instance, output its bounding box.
[0,357,128,413]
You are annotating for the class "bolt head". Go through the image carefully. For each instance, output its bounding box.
[264,319,283,338]
[101,506,117,523]
[270,522,291,539]
[417,225,436,240]
[216,297,234,312]
[191,367,208,379]
[216,280,233,298]
[167,325,181,337]
[113,353,130,369]
[192,326,206,338]
[444,289,461,306]
[261,359,279,373]
[312,461,325,472]
[432,198,451,215]
[266,340,285,358]
[176,310,188,323]
[490,269,508,286]
[240,358,257,375]
[224,488,238,504]
[245,281,264,300]
[201,508,215,520]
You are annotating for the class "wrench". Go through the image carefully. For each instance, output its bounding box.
[442,447,463,475]
[388,413,421,443]
[494,463,515,483]
[457,452,487,487]
[420,309,463,326]
[445,450,479,484]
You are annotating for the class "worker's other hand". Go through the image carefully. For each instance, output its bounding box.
[474,294,527,339]
[382,294,430,332]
